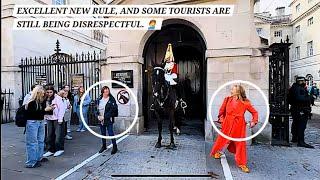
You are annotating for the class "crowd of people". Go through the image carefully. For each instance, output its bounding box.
[22,84,118,168]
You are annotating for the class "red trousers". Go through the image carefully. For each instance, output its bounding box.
[210,135,247,166]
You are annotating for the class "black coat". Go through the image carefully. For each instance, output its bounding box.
[95,95,118,125]
[288,83,311,112]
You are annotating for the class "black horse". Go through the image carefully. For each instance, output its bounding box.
[150,65,186,149]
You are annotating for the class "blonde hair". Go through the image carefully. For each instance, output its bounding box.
[232,84,248,102]
[26,85,45,109]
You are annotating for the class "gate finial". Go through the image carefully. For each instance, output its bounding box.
[54,40,61,54]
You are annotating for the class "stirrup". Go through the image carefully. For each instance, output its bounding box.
[238,165,250,173]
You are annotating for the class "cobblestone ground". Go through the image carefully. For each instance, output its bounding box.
[228,101,320,180]
[66,132,222,180]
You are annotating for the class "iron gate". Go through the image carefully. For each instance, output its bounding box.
[269,39,292,146]
[19,40,105,125]
[1,89,14,124]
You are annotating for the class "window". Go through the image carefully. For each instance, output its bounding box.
[93,30,104,43]
[295,25,300,33]
[306,74,313,86]
[307,41,313,56]
[52,0,65,5]
[308,17,313,26]
[296,4,300,12]
[274,30,282,37]
[295,46,300,59]
[256,28,262,35]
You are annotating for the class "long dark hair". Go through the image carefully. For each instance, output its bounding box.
[45,85,55,104]
[100,86,114,99]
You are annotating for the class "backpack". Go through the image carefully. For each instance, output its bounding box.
[15,105,27,127]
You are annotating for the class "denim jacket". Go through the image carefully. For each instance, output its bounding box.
[73,94,91,113]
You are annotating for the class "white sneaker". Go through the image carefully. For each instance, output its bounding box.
[43,151,54,157]
[65,135,73,140]
[67,129,71,133]
[53,150,64,157]
[80,129,86,132]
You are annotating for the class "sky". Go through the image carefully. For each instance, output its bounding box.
[259,0,291,15]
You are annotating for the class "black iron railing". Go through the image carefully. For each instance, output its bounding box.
[1,89,14,124]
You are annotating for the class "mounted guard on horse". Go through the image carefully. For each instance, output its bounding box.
[150,43,187,149]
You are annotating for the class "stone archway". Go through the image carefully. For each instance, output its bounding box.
[142,19,207,136]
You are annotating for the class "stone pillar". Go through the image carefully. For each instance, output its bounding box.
[100,55,144,135]
[205,48,271,144]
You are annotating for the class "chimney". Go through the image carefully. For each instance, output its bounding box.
[275,7,285,16]
[254,0,261,13]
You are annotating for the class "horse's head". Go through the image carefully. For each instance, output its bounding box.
[151,65,165,98]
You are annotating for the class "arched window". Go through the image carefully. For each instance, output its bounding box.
[306,74,313,86]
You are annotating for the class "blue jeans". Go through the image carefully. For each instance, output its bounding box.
[25,120,45,167]
[100,123,116,147]
[77,109,88,130]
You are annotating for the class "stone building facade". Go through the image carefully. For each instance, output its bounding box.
[105,0,270,142]
[1,0,108,118]
[1,0,271,142]
[254,0,320,86]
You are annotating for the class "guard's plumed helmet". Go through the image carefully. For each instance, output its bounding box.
[163,43,175,63]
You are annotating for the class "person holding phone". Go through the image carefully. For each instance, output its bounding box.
[24,85,53,168]
[210,84,258,173]
[43,85,66,157]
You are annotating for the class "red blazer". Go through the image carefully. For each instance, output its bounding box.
[218,96,258,138]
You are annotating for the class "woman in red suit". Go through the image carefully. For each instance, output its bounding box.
[210,84,258,173]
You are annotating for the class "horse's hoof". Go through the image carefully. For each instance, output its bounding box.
[155,142,161,148]
[169,143,176,149]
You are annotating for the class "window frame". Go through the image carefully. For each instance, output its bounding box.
[295,25,300,33]
[274,30,282,37]
[308,17,313,26]
[295,46,300,60]
[296,3,301,13]
[256,28,262,35]
[307,41,314,57]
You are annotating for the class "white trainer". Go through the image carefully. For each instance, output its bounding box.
[43,151,54,157]
[53,150,64,157]
[65,135,73,140]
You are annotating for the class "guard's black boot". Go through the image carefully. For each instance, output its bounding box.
[111,145,118,155]
[99,145,107,153]
[297,142,314,149]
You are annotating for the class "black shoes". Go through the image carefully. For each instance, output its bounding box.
[111,145,118,155]
[99,146,107,153]
[99,145,118,154]
[297,142,315,149]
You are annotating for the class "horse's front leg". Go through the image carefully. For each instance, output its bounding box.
[169,109,176,149]
[155,111,162,148]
